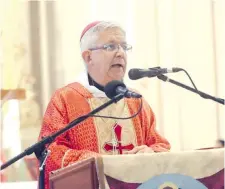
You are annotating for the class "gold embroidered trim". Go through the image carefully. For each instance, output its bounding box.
[61,149,72,168]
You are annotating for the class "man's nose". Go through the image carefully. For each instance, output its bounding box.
[116,45,125,57]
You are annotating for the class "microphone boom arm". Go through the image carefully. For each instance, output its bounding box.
[157,74,224,105]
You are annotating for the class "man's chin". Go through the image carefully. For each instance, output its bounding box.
[109,71,125,80]
[109,75,124,82]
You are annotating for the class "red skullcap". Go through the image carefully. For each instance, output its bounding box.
[80,21,101,41]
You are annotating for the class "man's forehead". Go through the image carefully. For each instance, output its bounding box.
[98,28,126,43]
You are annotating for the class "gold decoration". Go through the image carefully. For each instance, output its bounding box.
[159,182,179,189]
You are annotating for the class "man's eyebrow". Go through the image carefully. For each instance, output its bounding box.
[107,40,127,44]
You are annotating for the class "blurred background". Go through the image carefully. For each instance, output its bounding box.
[0,0,224,186]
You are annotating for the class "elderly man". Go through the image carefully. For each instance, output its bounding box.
[38,21,170,189]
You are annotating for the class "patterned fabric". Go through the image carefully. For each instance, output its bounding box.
[105,170,224,189]
[96,148,224,189]
[88,97,137,155]
[38,82,170,189]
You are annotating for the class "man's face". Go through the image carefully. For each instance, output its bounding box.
[84,28,128,86]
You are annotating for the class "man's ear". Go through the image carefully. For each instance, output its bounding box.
[82,50,92,66]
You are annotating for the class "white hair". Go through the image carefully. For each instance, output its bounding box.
[80,21,126,54]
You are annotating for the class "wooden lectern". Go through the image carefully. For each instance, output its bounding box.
[1,89,26,102]
[49,157,99,189]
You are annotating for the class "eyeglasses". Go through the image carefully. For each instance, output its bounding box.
[89,43,132,52]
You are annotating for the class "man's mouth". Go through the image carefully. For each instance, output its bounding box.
[111,64,123,68]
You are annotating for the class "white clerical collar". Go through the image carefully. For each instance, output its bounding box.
[75,71,107,98]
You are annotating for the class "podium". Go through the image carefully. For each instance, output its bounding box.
[49,157,99,189]
[49,148,224,189]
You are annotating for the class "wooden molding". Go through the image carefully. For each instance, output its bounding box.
[1,89,26,100]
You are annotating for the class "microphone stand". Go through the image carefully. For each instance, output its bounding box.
[157,74,224,105]
[0,93,125,189]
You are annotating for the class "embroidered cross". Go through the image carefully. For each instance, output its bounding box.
[103,124,134,154]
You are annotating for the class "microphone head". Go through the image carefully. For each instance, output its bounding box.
[104,80,126,99]
[128,69,142,80]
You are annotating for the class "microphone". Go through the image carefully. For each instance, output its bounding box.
[128,67,182,80]
[104,80,142,99]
